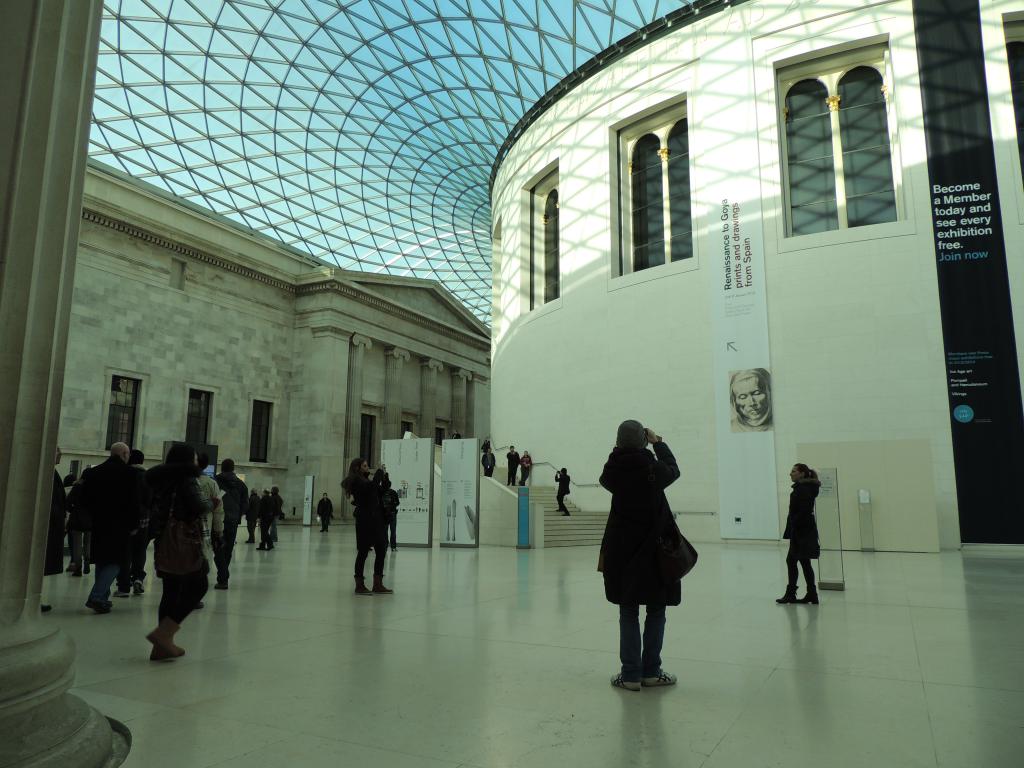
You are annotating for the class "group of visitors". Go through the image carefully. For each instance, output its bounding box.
[43,441,302,660]
[504,446,533,486]
[598,418,821,692]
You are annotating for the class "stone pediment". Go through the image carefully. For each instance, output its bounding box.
[347,276,487,338]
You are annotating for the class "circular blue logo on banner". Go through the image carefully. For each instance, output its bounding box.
[953,405,975,423]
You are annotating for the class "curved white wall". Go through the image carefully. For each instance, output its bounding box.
[490,0,1024,549]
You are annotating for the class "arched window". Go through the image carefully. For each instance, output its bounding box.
[631,133,664,271]
[1007,42,1024,183]
[667,119,692,262]
[838,67,896,227]
[543,189,559,302]
[785,79,838,235]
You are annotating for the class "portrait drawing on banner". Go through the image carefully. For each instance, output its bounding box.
[729,368,773,433]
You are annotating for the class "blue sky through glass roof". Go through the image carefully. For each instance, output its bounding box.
[90,0,690,321]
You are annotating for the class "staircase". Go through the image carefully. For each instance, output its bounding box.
[529,486,606,547]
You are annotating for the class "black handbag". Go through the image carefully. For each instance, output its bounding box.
[657,516,698,582]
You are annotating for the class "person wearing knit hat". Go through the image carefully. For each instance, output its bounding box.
[599,420,681,692]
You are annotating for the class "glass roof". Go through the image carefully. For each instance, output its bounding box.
[91,1,693,321]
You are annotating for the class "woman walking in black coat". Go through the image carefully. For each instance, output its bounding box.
[342,458,392,595]
[776,463,821,605]
[599,420,681,691]
[145,444,215,660]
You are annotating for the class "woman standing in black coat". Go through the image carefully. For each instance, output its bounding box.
[599,420,681,691]
[342,458,392,595]
[777,463,821,605]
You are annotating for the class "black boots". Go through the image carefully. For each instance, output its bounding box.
[775,586,798,604]
[797,586,819,605]
[776,585,819,604]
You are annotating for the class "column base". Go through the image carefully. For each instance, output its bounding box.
[0,628,128,767]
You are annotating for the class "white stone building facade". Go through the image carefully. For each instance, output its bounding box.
[59,164,490,517]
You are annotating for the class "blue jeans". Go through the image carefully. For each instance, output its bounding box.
[88,563,120,603]
[619,604,666,682]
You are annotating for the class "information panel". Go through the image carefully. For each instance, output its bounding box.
[381,437,434,547]
[441,438,480,547]
[913,0,1024,544]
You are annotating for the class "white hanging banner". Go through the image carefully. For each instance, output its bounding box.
[707,191,779,540]
[381,437,434,546]
[440,438,480,547]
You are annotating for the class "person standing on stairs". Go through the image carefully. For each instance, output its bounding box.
[506,446,520,486]
[519,451,533,486]
[555,468,571,515]
[481,447,496,478]
[776,463,821,606]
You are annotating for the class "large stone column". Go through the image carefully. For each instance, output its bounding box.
[450,369,472,436]
[342,335,371,519]
[419,358,443,441]
[305,325,350,517]
[0,2,126,767]
[382,347,410,440]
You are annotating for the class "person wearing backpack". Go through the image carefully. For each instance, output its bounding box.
[599,420,681,691]
[145,444,217,660]
[214,458,248,589]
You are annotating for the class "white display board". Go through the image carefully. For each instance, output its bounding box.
[381,437,434,547]
[302,475,314,526]
[440,438,480,548]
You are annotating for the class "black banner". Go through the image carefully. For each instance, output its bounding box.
[914,0,1024,544]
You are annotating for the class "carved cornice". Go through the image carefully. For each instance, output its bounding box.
[298,279,489,350]
[310,325,351,341]
[81,208,294,292]
[83,208,490,352]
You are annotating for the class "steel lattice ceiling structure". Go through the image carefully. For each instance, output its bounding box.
[90,0,695,320]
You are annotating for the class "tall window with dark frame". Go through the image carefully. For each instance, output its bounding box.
[667,120,693,262]
[249,400,272,463]
[631,133,664,271]
[105,375,141,449]
[781,56,897,236]
[185,389,212,444]
[785,79,838,235]
[623,116,693,274]
[359,413,375,464]
[1007,42,1024,183]
[401,419,413,437]
[543,189,559,301]
[434,426,445,446]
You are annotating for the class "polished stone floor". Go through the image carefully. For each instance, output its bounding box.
[42,527,1024,768]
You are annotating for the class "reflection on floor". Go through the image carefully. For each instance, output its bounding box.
[43,527,1024,768]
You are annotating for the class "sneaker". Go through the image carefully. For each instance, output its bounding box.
[132,580,145,595]
[194,601,204,609]
[113,590,131,598]
[641,672,677,687]
[85,600,111,614]
[214,582,228,590]
[610,674,641,691]
[40,604,52,613]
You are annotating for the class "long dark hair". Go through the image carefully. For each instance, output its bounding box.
[341,457,366,496]
[793,463,817,480]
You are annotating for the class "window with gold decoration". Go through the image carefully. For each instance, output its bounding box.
[779,47,898,236]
